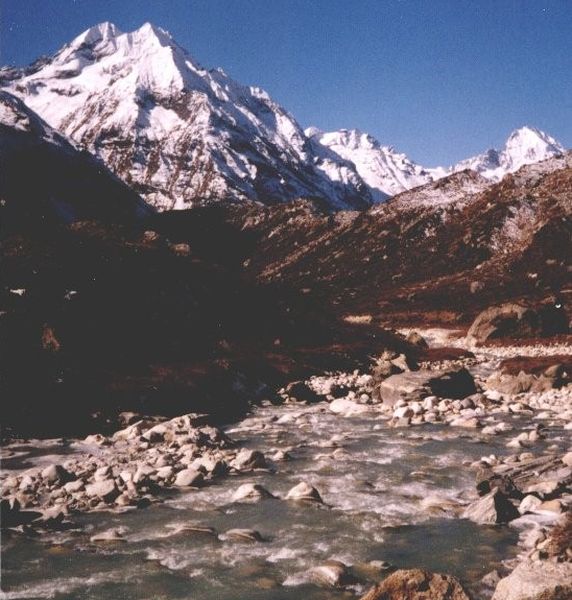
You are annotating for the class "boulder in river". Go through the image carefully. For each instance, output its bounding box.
[374,368,476,405]
[308,560,357,588]
[283,381,322,403]
[223,528,264,543]
[492,559,572,600]
[360,568,471,600]
[232,483,275,502]
[285,481,324,504]
[231,448,268,471]
[173,468,204,488]
[462,489,520,524]
[90,527,126,542]
[85,479,120,503]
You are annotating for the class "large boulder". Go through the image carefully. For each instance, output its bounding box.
[492,560,572,600]
[360,569,470,600]
[375,369,476,405]
[462,489,520,524]
[467,302,568,346]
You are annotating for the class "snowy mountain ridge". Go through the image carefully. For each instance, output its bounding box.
[0,22,372,210]
[0,22,566,210]
[309,125,566,201]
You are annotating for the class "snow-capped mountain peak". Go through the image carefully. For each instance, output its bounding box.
[307,127,443,201]
[70,21,122,48]
[453,126,565,180]
[503,125,564,170]
[1,23,373,210]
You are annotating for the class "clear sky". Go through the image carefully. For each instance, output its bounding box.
[1,0,570,166]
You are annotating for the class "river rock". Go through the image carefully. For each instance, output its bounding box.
[232,483,274,502]
[375,369,476,405]
[63,480,85,493]
[492,560,572,600]
[232,448,268,471]
[518,495,543,514]
[40,464,74,484]
[329,398,370,416]
[360,568,470,600]
[90,527,126,542]
[173,468,204,487]
[462,489,520,524]
[283,381,322,403]
[85,479,119,503]
[223,528,264,542]
[308,560,357,588]
[285,481,323,504]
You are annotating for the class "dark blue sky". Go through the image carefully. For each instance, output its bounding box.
[2,0,571,166]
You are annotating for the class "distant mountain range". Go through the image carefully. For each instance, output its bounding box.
[0,22,567,211]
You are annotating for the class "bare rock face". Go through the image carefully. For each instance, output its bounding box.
[492,560,572,600]
[359,569,471,600]
[467,302,568,346]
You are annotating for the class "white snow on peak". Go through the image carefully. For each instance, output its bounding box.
[0,20,566,211]
[70,22,122,48]
[1,23,372,209]
[309,124,566,203]
[452,126,565,181]
[0,90,70,148]
[308,127,439,201]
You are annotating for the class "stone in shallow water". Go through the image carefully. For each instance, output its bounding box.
[308,560,357,588]
[223,528,264,543]
[167,523,217,537]
[285,481,324,504]
[85,479,119,503]
[231,448,268,471]
[90,527,126,542]
[518,495,543,515]
[173,468,204,487]
[232,483,275,502]
[462,489,520,524]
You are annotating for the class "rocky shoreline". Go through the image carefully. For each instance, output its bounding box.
[1,330,571,599]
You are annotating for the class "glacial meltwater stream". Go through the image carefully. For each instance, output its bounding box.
[1,400,524,600]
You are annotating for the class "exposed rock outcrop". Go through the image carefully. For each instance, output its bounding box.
[360,569,471,600]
